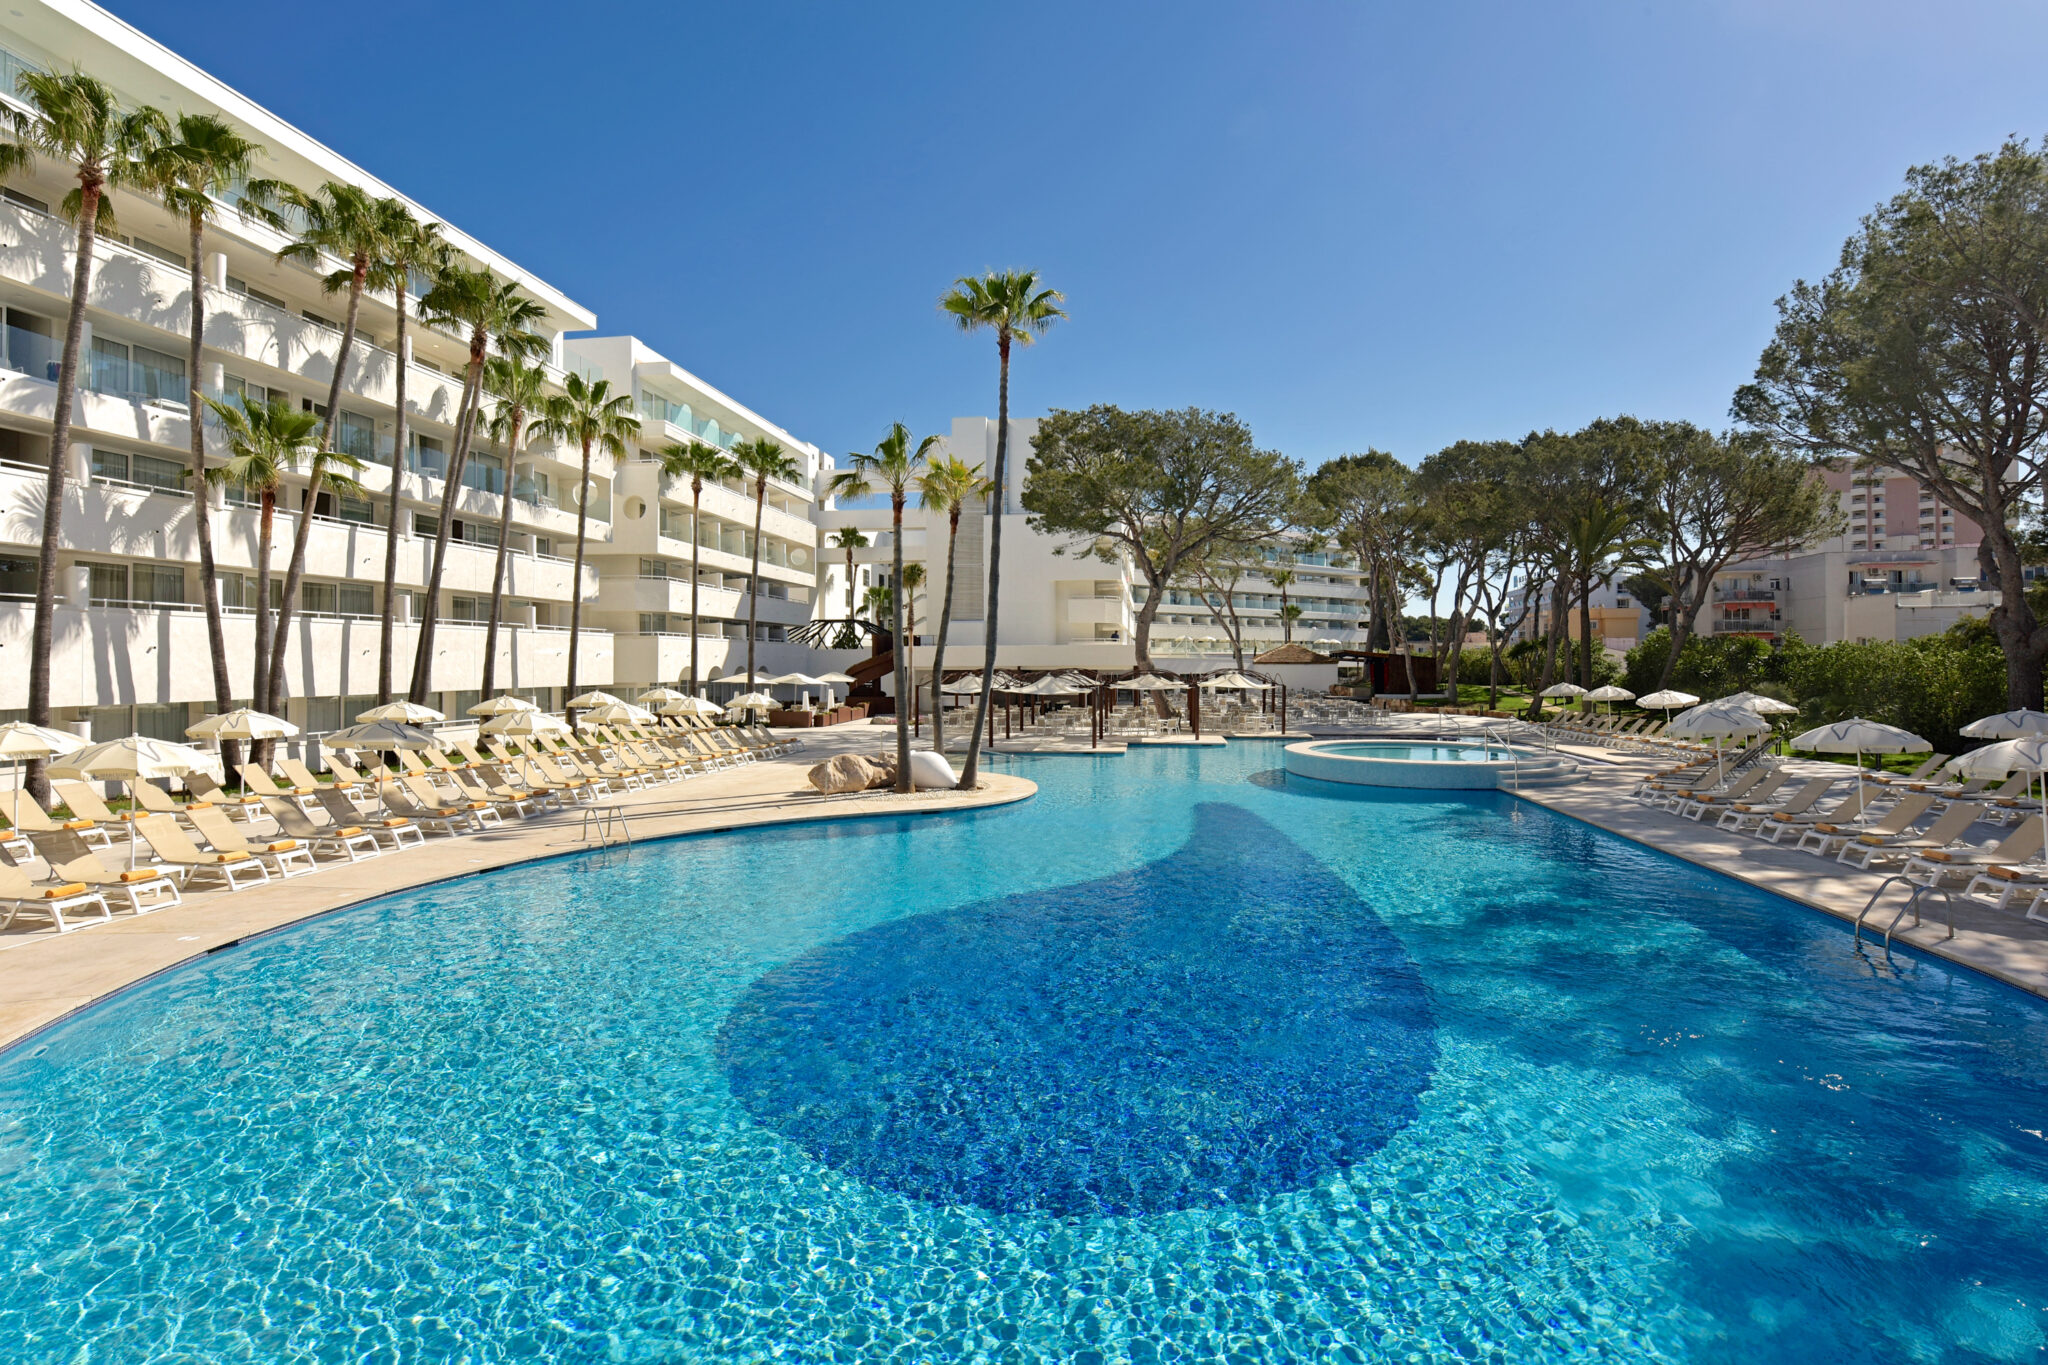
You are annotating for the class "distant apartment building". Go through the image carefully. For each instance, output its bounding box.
[1505,576,1645,653]
[1700,466,1992,645]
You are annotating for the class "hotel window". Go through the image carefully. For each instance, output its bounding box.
[84,561,129,602]
[129,237,185,268]
[0,556,30,598]
[338,584,373,617]
[409,434,447,479]
[1,186,47,213]
[335,411,376,463]
[224,275,289,312]
[638,612,669,634]
[88,337,185,401]
[450,595,482,623]
[134,703,187,743]
[90,449,185,492]
[300,582,338,615]
[133,565,184,605]
[413,514,440,539]
[464,450,504,496]
[639,558,669,578]
[3,307,54,380]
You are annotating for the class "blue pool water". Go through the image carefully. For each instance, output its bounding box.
[3,744,2048,1362]
[1317,742,1505,762]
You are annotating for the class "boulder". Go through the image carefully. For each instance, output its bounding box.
[865,757,900,790]
[808,754,878,795]
[906,749,958,790]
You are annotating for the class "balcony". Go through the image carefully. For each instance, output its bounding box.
[1714,587,1777,602]
[1712,618,1778,635]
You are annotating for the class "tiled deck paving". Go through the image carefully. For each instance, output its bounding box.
[0,726,1033,1049]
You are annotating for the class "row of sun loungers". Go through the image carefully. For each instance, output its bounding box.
[0,719,797,933]
[1630,750,2048,919]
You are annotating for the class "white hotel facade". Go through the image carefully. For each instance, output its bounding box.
[0,1,1363,746]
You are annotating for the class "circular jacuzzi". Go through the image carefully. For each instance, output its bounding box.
[1284,738,1544,789]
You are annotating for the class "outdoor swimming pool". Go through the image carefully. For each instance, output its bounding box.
[3,744,2047,1362]
[1318,741,1504,761]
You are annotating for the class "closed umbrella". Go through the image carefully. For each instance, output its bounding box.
[324,720,440,752]
[467,695,539,717]
[1789,717,1929,803]
[0,722,85,829]
[357,700,445,724]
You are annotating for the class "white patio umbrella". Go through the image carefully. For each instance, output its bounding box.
[356,699,445,724]
[815,672,856,685]
[580,701,655,726]
[725,692,777,715]
[1666,698,1772,784]
[565,690,625,710]
[1961,709,2048,740]
[1636,689,1700,720]
[0,722,85,828]
[324,720,441,752]
[185,707,298,741]
[658,696,725,716]
[1538,682,1587,698]
[1122,674,1184,691]
[1010,676,1085,696]
[1720,691,1800,716]
[1788,717,1930,803]
[635,687,690,707]
[939,675,986,695]
[467,694,539,717]
[1584,684,1634,714]
[480,709,569,738]
[50,736,215,868]
[1946,737,2048,859]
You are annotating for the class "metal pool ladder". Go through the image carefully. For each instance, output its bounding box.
[578,804,633,848]
[1479,723,1523,791]
[1854,872,1956,950]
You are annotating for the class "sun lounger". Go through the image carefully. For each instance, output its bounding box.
[134,814,271,891]
[185,773,264,822]
[398,776,505,830]
[1838,801,1988,869]
[1715,777,1837,833]
[1681,769,1792,820]
[259,797,386,862]
[1659,766,1768,813]
[184,804,318,877]
[374,783,475,836]
[310,787,424,851]
[124,779,193,819]
[52,780,140,828]
[0,855,111,933]
[24,829,181,913]
[238,764,319,814]
[1962,863,2048,916]
[1796,792,1936,858]
[1874,754,1949,786]
[1900,815,2042,882]
[454,767,550,817]
[7,792,113,849]
[1755,787,1872,843]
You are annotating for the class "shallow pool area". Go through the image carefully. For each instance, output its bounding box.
[4,744,2048,1362]
[1320,741,1507,761]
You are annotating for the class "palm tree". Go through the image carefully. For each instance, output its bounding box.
[534,373,639,723]
[242,181,393,716]
[0,72,163,795]
[830,423,940,792]
[1267,566,1297,643]
[369,206,444,703]
[730,438,802,690]
[912,454,992,759]
[140,112,261,772]
[202,397,331,757]
[939,269,1065,787]
[407,267,547,701]
[658,441,739,695]
[828,525,869,614]
[479,354,547,700]
[1561,499,1656,692]
[899,561,926,732]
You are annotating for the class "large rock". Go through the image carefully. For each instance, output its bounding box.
[865,757,900,790]
[809,754,879,795]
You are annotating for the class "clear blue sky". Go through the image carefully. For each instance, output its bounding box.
[105,0,2048,470]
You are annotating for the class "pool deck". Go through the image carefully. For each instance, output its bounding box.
[1520,739,2048,999]
[0,728,1035,1052]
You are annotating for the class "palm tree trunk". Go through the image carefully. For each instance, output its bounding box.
[688,483,702,692]
[746,483,765,684]
[1659,589,1692,690]
[378,289,411,704]
[1280,582,1291,642]
[959,335,1011,788]
[251,491,276,765]
[408,353,483,702]
[479,420,523,700]
[185,211,238,776]
[929,509,960,757]
[890,494,910,792]
[267,261,367,715]
[26,177,100,801]
[563,438,593,727]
